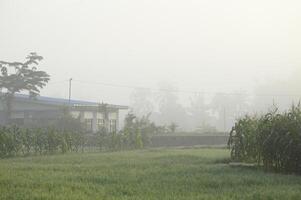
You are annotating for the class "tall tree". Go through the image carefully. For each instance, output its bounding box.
[187,93,211,130]
[130,88,153,118]
[0,52,50,123]
[210,93,249,131]
[154,82,187,129]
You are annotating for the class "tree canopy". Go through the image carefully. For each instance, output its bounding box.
[0,52,50,123]
[0,52,50,97]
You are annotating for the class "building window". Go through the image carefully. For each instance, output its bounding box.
[85,119,93,131]
[97,119,105,130]
[109,119,117,133]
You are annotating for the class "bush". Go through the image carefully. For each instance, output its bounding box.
[95,113,159,151]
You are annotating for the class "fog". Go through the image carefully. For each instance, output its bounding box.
[1,0,301,131]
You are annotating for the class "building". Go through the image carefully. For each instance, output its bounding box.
[0,94,128,132]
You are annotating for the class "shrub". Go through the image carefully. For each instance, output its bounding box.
[94,113,159,151]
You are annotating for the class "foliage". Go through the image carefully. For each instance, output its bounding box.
[97,126,110,151]
[0,126,86,157]
[52,107,85,133]
[0,112,163,157]
[228,104,301,174]
[96,113,161,151]
[168,122,178,134]
[0,52,50,123]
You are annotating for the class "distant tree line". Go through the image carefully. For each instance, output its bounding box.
[130,84,248,132]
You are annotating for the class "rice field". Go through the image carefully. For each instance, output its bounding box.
[0,148,301,200]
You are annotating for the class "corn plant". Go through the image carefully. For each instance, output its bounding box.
[0,126,87,157]
[229,104,301,174]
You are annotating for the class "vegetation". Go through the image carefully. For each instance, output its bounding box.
[0,113,163,157]
[0,125,86,157]
[96,113,160,151]
[0,148,301,200]
[228,104,301,174]
[168,122,178,133]
[0,52,50,123]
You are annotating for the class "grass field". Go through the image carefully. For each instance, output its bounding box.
[0,148,301,200]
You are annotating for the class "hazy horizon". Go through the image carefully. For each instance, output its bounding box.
[1,0,301,130]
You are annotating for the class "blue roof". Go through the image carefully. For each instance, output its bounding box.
[13,93,128,109]
[15,93,96,105]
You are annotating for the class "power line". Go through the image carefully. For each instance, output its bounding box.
[47,80,69,85]
[73,79,232,95]
[71,79,301,98]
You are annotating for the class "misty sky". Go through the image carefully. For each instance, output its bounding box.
[1,0,300,106]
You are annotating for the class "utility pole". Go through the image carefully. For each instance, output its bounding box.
[68,78,72,105]
[223,107,226,133]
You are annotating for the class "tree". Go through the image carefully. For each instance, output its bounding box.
[168,122,178,134]
[0,52,50,123]
[153,82,187,129]
[210,93,249,131]
[187,94,212,131]
[122,113,158,149]
[130,88,154,118]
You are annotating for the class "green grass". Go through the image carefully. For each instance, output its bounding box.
[0,148,301,200]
